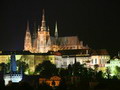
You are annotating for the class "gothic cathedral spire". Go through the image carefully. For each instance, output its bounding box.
[55,22,58,38]
[41,9,46,31]
[24,21,32,52]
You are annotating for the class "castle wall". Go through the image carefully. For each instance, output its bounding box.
[0,55,10,64]
[0,53,110,74]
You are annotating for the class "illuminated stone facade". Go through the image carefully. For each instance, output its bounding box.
[39,76,61,87]
[24,10,88,53]
[0,55,10,64]
[0,49,110,73]
[89,49,110,70]
[24,22,32,52]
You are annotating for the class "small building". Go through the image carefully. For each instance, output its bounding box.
[4,54,22,85]
[90,49,110,70]
[39,76,61,87]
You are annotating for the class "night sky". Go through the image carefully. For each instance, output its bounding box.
[0,0,120,56]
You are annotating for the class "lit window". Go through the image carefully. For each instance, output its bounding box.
[101,59,102,64]
[63,62,67,65]
[91,59,93,64]
[70,62,73,65]
[95,59,97,64]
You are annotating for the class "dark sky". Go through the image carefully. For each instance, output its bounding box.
[0,0,120,55]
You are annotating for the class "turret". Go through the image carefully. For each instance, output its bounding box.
[10,54,17,72]
[24,21,32,52]
[40,9,46,31]
[55,22,58,38]
[4,54,23,85]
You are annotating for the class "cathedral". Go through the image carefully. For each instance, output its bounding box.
[0,10,111,75]
[24,10,89,53]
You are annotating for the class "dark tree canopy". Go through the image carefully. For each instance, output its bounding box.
[35,60,58,78]
[16,60,29,74]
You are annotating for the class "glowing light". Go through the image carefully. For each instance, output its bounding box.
[4,74,22,85]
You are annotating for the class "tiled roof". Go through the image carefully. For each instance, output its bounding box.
[90,49,109,55]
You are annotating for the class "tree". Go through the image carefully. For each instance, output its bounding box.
[106,67,111,79]
[87,68,96,81]
[94,64,99,71]
[68,64,73,76]
[0,63,10,73]
[35,60,58,78]
[16,60,29,74]
[94,64,104,80]
[59,68,69,77]
[68,62,96,80]
[0,63,6,73]
[96,71,103,80]
[72,62,89,78]
[114,66,120,79]
[72,62,81,76]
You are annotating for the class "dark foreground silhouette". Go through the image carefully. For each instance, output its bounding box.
[1,79,120,90]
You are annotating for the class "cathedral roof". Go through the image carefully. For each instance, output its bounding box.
[50,36,80,45]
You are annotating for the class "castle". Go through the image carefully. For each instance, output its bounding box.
[24,10,89,53]
[0,10,110,74]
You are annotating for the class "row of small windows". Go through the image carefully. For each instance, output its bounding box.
[91,59,97,64]
[91,59,107,64]
[63,62,73,65]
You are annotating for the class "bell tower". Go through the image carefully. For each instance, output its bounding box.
[37,10,50,53]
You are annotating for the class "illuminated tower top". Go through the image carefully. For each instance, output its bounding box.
[26,21,30,32]
[40,9,46,31]
[55,22,58,38]
[24,21,32,51]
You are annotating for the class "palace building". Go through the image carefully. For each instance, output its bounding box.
[24,10,89,53]
[0,49,110,74]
